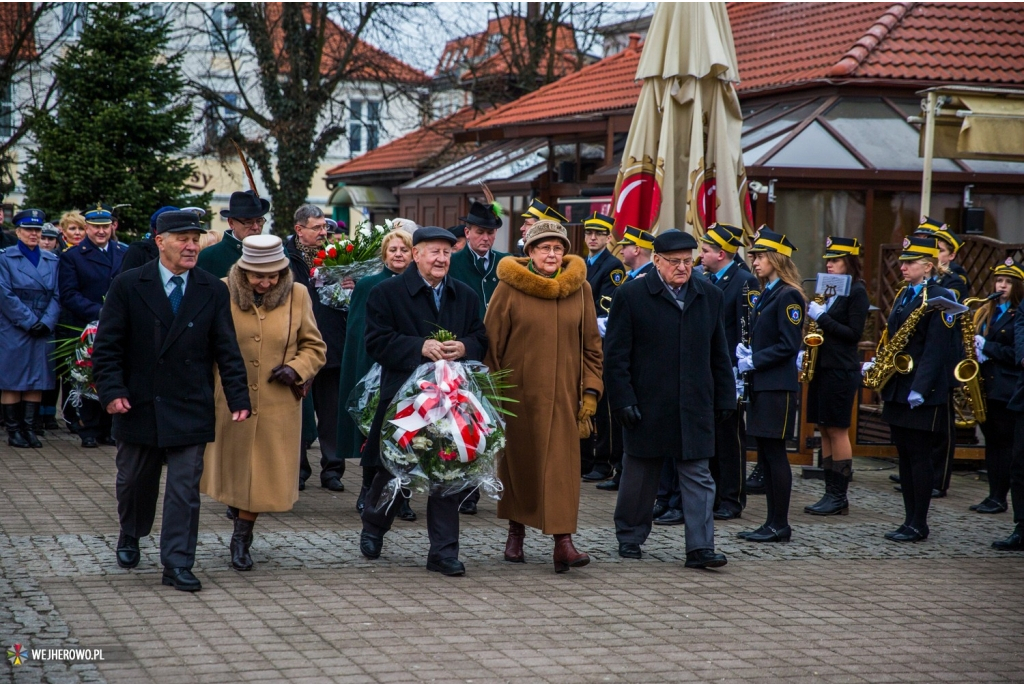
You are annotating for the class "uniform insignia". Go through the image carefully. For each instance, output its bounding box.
[610,269,625,286]
[786,304,802,325]
[902,237,910,248]
[943,311,956,328]
[747,291,760,308]
[1006,257,1015,267]
[825,237,833,247]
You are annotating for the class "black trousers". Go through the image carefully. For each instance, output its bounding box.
[891,425,943,530]
[980,400,1014,503]
[581,393,621,477]
[115,441,205,569]
[1010,415,1024,524]
[758,437,791,528]
[78,397,112,440]
[711,409,746,515]
[361,467,461,562]
[303,367,345,483]
[932,398,956,493]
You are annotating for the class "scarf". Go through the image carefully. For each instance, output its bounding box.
[297,242,320,269]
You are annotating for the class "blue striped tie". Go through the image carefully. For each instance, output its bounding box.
[169,276,184,315]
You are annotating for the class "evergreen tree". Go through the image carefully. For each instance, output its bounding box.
[23,4,208,235]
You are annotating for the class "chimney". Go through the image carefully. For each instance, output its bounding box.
[627,33,641,51]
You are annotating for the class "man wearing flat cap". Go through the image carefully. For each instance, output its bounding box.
[197,190,270,278]
[358,226,488,576]
[93,210,251,592]
[120,206,179,273]
[605,229,734,569]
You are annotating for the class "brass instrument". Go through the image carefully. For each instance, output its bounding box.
[599,295,612,315]
[798,285,836,383]
[863,285,928,390]
[952,293,999,428]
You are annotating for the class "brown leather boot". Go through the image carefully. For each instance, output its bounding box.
[504,520,525,563]
[552,534,590,573]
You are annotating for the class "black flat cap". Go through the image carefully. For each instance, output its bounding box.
[413,225,456,246]
[448,224,466,239]
[653,229,698,253]
[156,210,207,235]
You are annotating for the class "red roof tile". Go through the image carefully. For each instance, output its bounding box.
[325,106,483,180]
[0,3,38,60]
[436,15,580,81]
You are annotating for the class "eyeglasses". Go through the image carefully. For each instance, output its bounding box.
[532,244,565,255]
[299,222,327,232]
[657,255,693,268]
[235,217,266,228]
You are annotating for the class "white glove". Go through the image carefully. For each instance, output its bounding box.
[796,350,805,370]
[807,301,826,321]
[738,356,755,374]
[974,334,988,362]
[596,317,608,338]
[861,361,874,376]
[908,390,924,408]
[734,367,744,401]
[735,343,751,360]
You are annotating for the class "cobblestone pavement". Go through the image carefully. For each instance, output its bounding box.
[2,430,1023,683]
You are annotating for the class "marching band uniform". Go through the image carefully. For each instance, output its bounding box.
[993,296,1024,550]
[971,259,1024,514]
[516,199,566,256]
[803,237,869,516]
[875,236,958,542]
[736,229,804,543]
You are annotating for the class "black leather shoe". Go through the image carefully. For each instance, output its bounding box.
[116,533,139,569]
[888,525,927,542]
[713,508,741,520]
[685,549,727,569]
[81,437,98,448]
[582,469,610,482]
[976,498,1008,514]
[459,499,477,515]
[426,557,466,576]
[42,417,60,430]
[298,479,306,491]
[744,525,791,543]
[398,498,417,521]
[359,532,383,559]
[161,567,201,592]
[932,489,946,498]
[356,486,367,513]
[651,501,669,519]
[889,473,901,483]
[321,477,345,492]
[992,525,1024,550]
[884,525,910,540]
[100,435,117,446]
[736,525,765,539]
[618,542,642,559]
[596,479,619,491]
[653,508,685,526]
[745,463,766,494]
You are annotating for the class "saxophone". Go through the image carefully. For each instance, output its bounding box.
[863,286,928,391]
[798,285,836,383]
[953,293,999,428]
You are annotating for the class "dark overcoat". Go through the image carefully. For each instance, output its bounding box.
[1006,303,1024,412]
[92,260,251,448]
[58,237,127,326]
[0,245,61,390]
[195,230,244,278]
[979,304,1019,403]
[706,261,760,365]
[285,235,347,369]
[120,237,159,273]
[336,267,398,459]
[360,266,487,467]
[447,246,509,319]
[748,282,805,392]
[585,249,624,314]
[604,272,734,462]
[814,280,870,370]
[938,261,970,302]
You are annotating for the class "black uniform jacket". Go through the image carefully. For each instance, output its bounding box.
[979,303,1019,403]
[586,249,625,314]
[937,261,969,302]
[814,280,869,371]
[605,272,734,462]
[749,282,805,393]
[59,237,128,326]
[120,237,160,273]
[286,235,347,369]
[92,261,251,448]
[361,267,487,468]
[707,262,760,365]
[879,282,958,407]
[1006,303,1024,412]
[625,261,654,282]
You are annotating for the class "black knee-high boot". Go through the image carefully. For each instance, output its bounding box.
[22,401,43,448]
[3,403,30,448]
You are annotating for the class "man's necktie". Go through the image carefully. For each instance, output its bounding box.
[169,276,184,315]
[477,256,488,273]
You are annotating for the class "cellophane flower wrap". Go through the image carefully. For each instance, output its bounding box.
[346,363,381,437]
[379,360,508,499]
[311,219,389,309]
[53,322,99,408]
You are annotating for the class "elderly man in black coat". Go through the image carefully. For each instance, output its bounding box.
[358,226,487,577]
[605,230,734,569]
[93,211,251,592]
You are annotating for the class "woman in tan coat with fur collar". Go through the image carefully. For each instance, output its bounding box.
[201,235,326,572]
[484,220,603,572]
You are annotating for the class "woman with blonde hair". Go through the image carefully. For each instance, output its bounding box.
[735,228,804,543]
[201,235,326,571]
[484,219,603,572]
[58,211,87,250]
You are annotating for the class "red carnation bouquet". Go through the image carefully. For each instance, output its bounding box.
[311,219,389,308]
[52,321,99,408]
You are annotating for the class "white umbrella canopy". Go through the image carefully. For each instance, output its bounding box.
[613,2,750,239]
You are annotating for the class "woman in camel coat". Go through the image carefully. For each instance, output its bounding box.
[484,220,603,572]
[201,235,326,571]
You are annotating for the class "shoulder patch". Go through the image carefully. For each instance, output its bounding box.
[609,269,625,286]
[786,303,803,325]
[747,290,760,308]
[943,311,956,328]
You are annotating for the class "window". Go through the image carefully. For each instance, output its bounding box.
[142,3,167,21]
[0,83,13,139]
[210,4,240,52]
[61,3,85,38]
[205,93,241,146]
[348,100,363,153]
[348,99,381,155]
[366,101,380,151]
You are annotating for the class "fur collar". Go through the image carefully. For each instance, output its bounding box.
[227,265,294,311]
[496,254,587,300]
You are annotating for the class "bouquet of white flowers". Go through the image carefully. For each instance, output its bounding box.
[311,219,390,308]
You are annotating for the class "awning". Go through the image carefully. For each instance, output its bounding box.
[918,86,1024,163]
[327,185,398,208]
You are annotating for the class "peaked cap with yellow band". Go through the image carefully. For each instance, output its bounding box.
[521,198,567,224]
[822,235,861,259]
[913,216,962,252]
[701,223,743,253]
[582,211,614,233]
[616,225,654,250]
[748,226,797,257]
[992,256,1024,281]
[898,235,939,261]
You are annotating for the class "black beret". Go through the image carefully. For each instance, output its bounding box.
[413,225,456,246]
[653,229,698,253]
[156,210,206,235]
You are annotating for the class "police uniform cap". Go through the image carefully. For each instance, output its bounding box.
[898,235,939,261]
[156,210,207,235]
[748,226,797,257]
[616,225,654,250]
[41,223,60,238]
[150,206,179,230]
[822,235,861,259]
[701,223,742,253]
[413,225,457,246]
[582,212,614,234]
[652,229,698,253]
[992,256,1024,281]
[13,209,46,228]
[521,198,568,223]
[84,204,113,226]
[324,218,339,234]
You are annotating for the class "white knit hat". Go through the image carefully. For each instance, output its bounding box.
[237,235,290,273]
